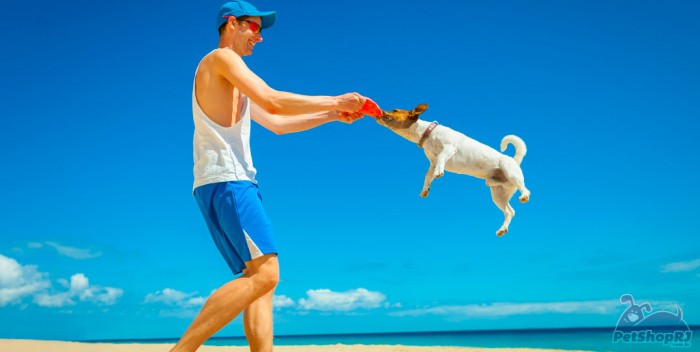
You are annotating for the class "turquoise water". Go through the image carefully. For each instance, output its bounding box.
[90,327,698,352]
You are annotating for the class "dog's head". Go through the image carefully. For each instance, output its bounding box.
[377,104,429,129]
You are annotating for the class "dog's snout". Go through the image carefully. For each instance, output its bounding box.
[380,110,395,120]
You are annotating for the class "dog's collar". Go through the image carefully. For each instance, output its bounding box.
[418,121,439,148]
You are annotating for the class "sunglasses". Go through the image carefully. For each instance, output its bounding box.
[223,16,262,34]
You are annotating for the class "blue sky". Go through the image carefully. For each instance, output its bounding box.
[1,0,699,342]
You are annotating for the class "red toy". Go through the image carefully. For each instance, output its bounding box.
[342,98,382,119]
[358,98,382,118]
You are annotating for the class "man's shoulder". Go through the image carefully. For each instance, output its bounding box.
[197,49,226,73]
[209,48,243,62]
[199,49,222,66]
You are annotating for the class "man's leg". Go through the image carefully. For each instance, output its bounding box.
[170,254,279,352]
[243,287,275,352]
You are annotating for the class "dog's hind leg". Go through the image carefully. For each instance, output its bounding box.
[421,161,436,198]
[502,160,530,203]
[515,179,530,203]
[490,186,516,236]
[507,204,516,218]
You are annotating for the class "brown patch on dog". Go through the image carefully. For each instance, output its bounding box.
[378,104,429,129]
[381,104,428,122]
[490,169,508,183]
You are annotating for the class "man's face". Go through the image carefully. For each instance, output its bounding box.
[233,16,263,56]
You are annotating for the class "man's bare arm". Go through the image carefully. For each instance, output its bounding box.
[211,49,364,115]
[251,103,364,135]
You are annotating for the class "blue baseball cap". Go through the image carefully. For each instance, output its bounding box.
[216,1,276,31]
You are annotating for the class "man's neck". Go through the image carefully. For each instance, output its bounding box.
[218,37,243,56]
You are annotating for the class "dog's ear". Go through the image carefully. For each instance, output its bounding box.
[412,104,428,116]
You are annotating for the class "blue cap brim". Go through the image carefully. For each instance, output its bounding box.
[254,11,276,29]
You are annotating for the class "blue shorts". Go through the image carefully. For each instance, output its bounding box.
[193,181,277,275]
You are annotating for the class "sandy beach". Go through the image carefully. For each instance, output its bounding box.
[0,339,592,352]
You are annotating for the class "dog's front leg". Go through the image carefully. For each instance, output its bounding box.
[421,161,436,198]
[434,146,457,178]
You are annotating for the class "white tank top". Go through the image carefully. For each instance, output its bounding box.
[192,58,257,192]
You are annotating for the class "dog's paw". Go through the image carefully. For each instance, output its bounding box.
[434,171,444,178]
[420,189,430,198]
[496,228,508,237]
[519,193,530,203]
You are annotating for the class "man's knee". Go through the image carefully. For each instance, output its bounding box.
[247,254,279,292]
[255,269,279,292]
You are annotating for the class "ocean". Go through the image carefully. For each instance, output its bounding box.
[90,326,698,352]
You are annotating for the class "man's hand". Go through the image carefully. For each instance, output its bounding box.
[335,93,366,112]
[335,110,364,124]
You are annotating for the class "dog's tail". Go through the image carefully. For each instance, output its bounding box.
[501,135,527,165]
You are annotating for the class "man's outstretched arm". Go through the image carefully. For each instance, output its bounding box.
[251,103,364,135]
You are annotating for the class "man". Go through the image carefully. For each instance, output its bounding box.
[170,1,368,351]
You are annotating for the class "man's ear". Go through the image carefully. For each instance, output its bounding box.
[412,104,428,115]
[229,16,238,30]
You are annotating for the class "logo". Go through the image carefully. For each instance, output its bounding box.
[612,294,693,348]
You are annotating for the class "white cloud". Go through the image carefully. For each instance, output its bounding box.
[0,254,122,308]
[187,296,207,306]
[33,292,75,307]
[661,259,700,273]
[391,298,683,320]
[0,255,23,286]
[57,278,69,288]
[144,288,208,319]
[0,254,51,307]
[273,295,295,309]
[33,273,122,308]
[391,300,627,318]
[44,242,102,259]
[648,300,682,312]
[70,273,123,306]
[94,287,124,305]
[297,288,386,311]
[70,273,90,293]
[27,242,43,249]
[385,302,402,309]
[144,288,207,308]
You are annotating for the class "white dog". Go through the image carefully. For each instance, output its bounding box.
[377,104,530,236]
